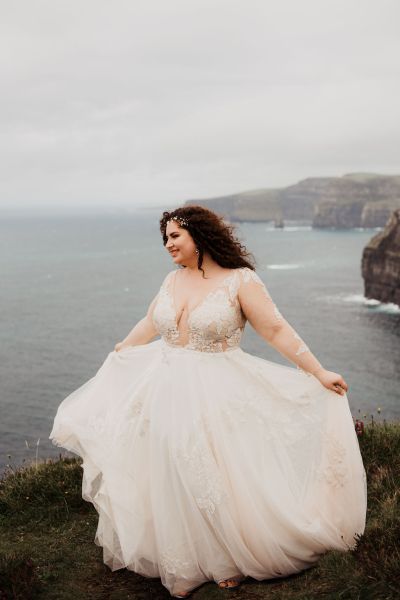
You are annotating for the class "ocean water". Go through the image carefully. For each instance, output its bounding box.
[1,210,399,474]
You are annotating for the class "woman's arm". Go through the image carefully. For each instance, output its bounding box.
[238,269,348,395]
[114,294,159,351]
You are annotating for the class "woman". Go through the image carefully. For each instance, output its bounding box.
[50,205,367,598]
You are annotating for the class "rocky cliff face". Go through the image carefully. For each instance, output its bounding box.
[312,174,400,227]
[362,209,400,305]
[281,176,364,222]
[313,199,366,228]
[185,173,400,228]
[185,189,282,222]
[361,200,400,228]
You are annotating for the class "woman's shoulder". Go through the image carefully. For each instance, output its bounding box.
[160,269,178,286]
[159,266,262,286]
[235,266,264,284]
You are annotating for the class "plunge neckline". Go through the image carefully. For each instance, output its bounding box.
[168,268,238,326]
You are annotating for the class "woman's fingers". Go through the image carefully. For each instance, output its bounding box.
[320,371,348,395]
[336,376,348,393]
[332,379,347,395]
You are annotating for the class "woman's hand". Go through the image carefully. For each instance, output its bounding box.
[313,368,348,395]
[114,342,126,352]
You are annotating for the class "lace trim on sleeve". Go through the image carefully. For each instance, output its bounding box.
[240,267,314,368]
[240,268,284,324]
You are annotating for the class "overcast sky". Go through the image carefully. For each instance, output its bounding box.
[1,0,399,212]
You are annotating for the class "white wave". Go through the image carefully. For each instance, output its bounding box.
[354,227,383,232]
[370,302,400,314]
[267,264,301,270]
[283,226,313,232]
[342,294,371,304]
[329,293,400,313]
[364,298,381,306]
[264,226,313,232]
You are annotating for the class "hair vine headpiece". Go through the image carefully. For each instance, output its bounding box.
[168,215,189,227]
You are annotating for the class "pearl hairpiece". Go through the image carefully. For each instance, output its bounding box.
[168,216,189,227]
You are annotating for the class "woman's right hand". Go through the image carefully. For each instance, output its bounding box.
[114,342,125,352]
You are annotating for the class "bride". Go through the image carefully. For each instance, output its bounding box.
[50,205,367,598]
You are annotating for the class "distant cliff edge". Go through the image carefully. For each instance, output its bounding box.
[362,209,400,306]
[184,173,400,228]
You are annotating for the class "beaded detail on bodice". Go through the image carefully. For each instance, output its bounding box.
[152,268,246,353]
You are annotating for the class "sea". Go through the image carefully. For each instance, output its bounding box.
[1,209,399,475]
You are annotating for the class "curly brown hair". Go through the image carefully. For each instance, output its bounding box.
[159,205,255,274]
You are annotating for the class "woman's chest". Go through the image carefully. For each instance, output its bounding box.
[152,283,245,341]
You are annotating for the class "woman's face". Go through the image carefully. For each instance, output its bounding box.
[165,220,197,266]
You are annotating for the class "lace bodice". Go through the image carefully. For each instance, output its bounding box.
[152,268,245,353]
[151,267,322,377]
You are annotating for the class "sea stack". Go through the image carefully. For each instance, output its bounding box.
[361,209,400,305]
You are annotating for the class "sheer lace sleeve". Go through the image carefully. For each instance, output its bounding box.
[237,268,323,376]
[118,274,172,348]
[142,271,176,325]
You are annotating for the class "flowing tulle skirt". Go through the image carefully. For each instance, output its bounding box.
[49,339,367,596]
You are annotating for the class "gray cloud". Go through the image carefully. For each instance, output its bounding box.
[1,0,399,211]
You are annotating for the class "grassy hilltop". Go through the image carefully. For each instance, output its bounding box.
[0,422,399,600]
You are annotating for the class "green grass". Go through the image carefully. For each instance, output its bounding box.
[0,422,399,600]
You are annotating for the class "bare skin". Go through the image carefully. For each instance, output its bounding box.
[165,220,235,345]
[217,578,241,589]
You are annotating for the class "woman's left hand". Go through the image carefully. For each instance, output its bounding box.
[314,368,348,395]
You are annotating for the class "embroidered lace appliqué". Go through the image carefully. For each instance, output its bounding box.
[317,432,348,488]
[152,269,246,353]
[152,267,313,375]
[88,415,106,435]
[174,439,228,519]
[160,545,195,576]
[239,267,313,371]
[112,396,151,442]
[240,268,284,324]
[218,384,319,442]
[294,332,310,356]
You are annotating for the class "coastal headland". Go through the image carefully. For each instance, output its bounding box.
[185,173,400,229]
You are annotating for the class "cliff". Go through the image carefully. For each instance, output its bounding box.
[185,173,400,228]
[185,188,283,223]
[361,200,400,228]
[362,209,400,305]
[313,174,400,228]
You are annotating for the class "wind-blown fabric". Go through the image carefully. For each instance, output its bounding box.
[50,267,367,597]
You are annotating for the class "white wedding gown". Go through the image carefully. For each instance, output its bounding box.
[50,267,367,597]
